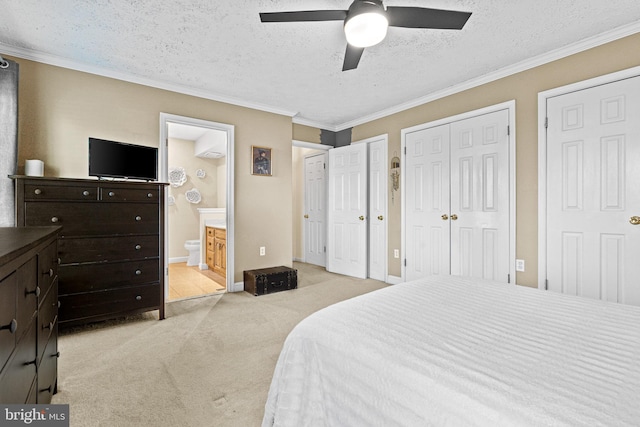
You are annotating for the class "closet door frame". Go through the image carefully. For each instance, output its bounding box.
[400,100,517,283]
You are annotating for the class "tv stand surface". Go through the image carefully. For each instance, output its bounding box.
[12,176,168,327]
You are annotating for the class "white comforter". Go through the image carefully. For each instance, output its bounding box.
[262,275,640,427]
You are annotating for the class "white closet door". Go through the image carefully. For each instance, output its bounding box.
[546,75,640,305]
[405,124,451,282]
[368,139,387,282]
[450,110,510,281]
[304,153,327,267]
[327,144,368,279]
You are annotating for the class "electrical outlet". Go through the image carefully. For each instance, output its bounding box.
[259,246,266,256]
[516,259,525,272]
[394,249,400,259]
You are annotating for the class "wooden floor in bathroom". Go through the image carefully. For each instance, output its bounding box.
[168,262,226,300]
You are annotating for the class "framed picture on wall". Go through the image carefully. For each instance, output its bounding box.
[251,146,272,176]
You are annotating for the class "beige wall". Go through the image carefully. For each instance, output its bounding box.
[167,137,222,260]
[352,32,640,287]
[293,123,321,143]
[13,57,293,283]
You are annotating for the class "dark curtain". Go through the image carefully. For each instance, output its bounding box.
[0,58,18,226]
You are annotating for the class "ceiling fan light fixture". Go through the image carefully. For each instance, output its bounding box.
[344,1,388,48]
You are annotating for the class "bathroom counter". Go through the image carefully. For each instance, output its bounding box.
[204,220,226,229]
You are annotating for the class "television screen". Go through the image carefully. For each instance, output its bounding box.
[89,138,158,181]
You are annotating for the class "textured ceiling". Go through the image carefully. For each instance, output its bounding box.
[1,1,640,130]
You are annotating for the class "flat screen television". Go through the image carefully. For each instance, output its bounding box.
[88,137,158,181]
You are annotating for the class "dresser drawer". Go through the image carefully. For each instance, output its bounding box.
[58,283,161,323]
[59,235,159,264]
[38,281,58,360]
[59,258,159,294]
[0,272,17,372]
[24,202,159,236]
[16,257,38,343]
[101,186,159,202]
[37,240,58,300]
[214,228,226,240]
[0,318,37,404]
[37,327,58,403]
[24,183,98,201]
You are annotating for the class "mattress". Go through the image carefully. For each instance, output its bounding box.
[262,275,640,426]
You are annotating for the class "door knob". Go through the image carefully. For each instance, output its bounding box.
[378,215,384,220]
[441,214,448,220]
[359,216,365,221]
[451,214,458,221]
[304,214,309,219]
[630,216,640,225]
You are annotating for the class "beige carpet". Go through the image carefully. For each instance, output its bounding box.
[52,262,388,426]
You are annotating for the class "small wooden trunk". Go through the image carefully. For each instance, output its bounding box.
[243,266,298,296]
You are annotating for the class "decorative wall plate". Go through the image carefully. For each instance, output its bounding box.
[185,188,202,204]
[168,167,187,187]
[196,168,206,178]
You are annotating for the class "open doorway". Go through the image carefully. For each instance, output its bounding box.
[159,113,235,301]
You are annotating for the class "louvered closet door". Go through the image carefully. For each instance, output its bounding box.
[450,110,510,281]
[546,76,640,306]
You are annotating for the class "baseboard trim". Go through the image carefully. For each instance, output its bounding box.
[169,257,188,264]
[231,281,244,293]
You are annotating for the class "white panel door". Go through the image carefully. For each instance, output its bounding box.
[368,139,387,281]
[405,124,451,282]
[546,75,640,306]
[450,110,510,281]
[327,144,368,278]
[304,153,327,267]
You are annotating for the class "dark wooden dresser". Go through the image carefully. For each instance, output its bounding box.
[12,176,167,327]
[0,226,60,403]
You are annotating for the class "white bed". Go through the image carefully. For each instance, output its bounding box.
[262,275,640,426]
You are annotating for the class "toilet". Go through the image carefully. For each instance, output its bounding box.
[184,240,200,266]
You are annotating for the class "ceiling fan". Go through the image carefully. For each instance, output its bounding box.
[259,0,471,71]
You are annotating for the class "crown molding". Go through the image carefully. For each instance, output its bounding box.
[0,44,298,119]
[292,115,339,132]
[333,21,640,131]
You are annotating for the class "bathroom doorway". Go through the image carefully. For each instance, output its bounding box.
[159,113,235,301]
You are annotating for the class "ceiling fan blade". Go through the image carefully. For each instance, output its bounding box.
[260,10,347,23]
[386,7,471,29]
[343,44,365,71]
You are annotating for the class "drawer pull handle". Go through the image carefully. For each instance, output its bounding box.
[39,385,52,393]
[48,268,54,277]
[83,190,90,196]
[54,352,60,358]
[34,188,42,195]
[135,295,142,301]
[24,358,37,366]
[51,216,59,223]
[57,301,61,308]
[43,321,54,330]
[108,191,115,197]
[147,193,153,198]
[135,269,142,275]
[135,244,142,250]
[26,286,41,297]
[135,216,142,221]
[0,319,18,334]
[58,257,61,265]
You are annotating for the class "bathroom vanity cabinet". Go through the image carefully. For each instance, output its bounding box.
[205,226,226,277]
[12,176,167,327]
